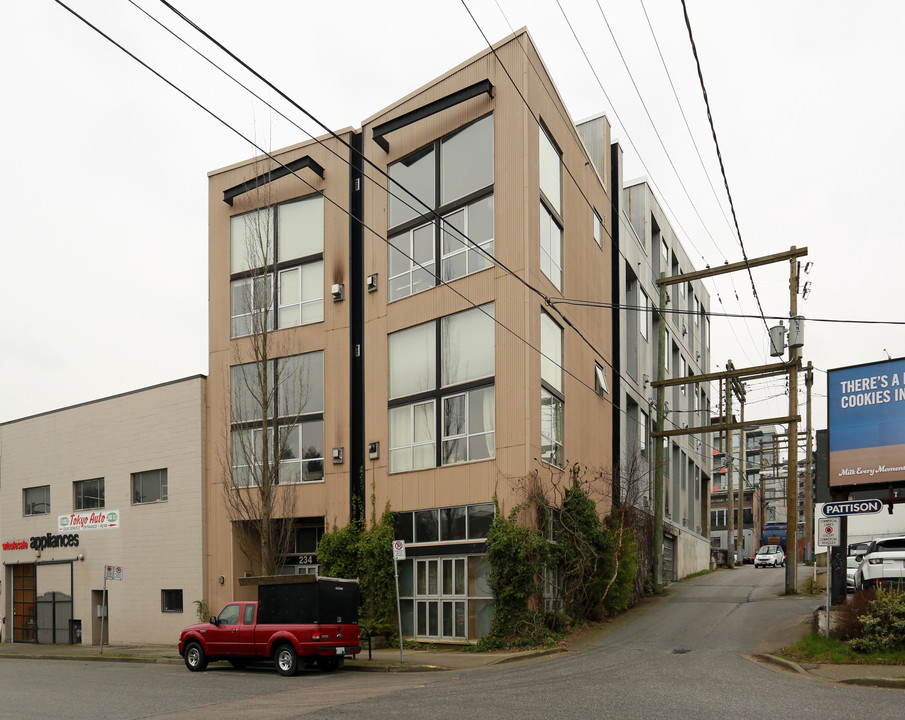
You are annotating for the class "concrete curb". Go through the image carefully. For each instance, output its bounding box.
[754,653,810,675]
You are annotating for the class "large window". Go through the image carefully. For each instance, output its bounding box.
[395,503,495,544]
[230,351,325,487]
[539,125,563,290]
[388,115,494,301]
[74,478,104,511]
[24,486,50,516]
[230,194,324,338]
[541,311,564,467]
[388,305,495,472]
[132,469,168,504]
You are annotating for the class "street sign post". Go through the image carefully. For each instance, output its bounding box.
[817,519,840,639]
[391,540,406,662]
[100,565,123,654]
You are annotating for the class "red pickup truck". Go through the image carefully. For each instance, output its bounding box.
[178,577,361,676]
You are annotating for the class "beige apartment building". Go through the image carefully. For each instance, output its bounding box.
[0,376,205,645]
[205,30,615,641]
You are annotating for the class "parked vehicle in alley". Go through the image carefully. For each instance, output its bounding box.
[178,576,361,675]
[846,556,860,592]
[754,545,785,568]
[854,536,905,591]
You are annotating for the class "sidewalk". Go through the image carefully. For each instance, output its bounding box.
[0,639,561,672]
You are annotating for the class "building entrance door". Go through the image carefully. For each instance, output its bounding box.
[36,562,73,644]
[12,564,36,643]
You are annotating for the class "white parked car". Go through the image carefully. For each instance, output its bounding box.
[855,536,905,591]
[754,545,785,568]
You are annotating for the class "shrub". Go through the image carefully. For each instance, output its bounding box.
[849,585,905,653]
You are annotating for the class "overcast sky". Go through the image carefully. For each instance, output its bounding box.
[2,0,903,434]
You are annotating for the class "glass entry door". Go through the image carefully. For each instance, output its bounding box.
[12,564,36,643]
[414,557,466,641]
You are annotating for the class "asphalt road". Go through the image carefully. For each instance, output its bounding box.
[3,566,903,719]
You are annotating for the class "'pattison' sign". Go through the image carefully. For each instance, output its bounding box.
[59,510,120,532]
[822,499,883,516]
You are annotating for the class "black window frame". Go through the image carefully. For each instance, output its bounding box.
[387,114,495,301]
[74,477,105,511]
[230,351,326,487]
[229,194,325,338]
[132,468,168,505]
[23,485,50,517]
[161,589,183,613]
[388,305,495,471]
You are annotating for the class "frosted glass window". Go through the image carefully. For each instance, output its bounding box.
[540,204,562,291]
[440,115,493,205]
[278,195,323,261]
[440,305,495,387]
[389,145,435,228]
[539,126,561,214]
[389,322,436,399]
[230,208,274,274]
[540,312,563,393]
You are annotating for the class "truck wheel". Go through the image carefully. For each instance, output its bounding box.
[184,642,208,672]
[274,644,298,677]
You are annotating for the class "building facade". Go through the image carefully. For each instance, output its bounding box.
[205,30,616,641]
[0,377,205,645]
[613,178,713,579]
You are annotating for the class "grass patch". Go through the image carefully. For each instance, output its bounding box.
[683,569,713,580]
[777,631,905,665]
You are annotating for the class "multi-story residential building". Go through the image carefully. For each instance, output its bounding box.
[0,377,206,645]
[205,30,616,642]
[711,424,767,559]
[612,178,713,580]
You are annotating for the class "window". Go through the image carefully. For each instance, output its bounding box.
[161,590,183,613]
[132,469,168,504]
[639,290,649,340]
[230,351,325,487]
[24,486,50,516]
[640,409,649,459]
[74,478,104,510]
[388,115,494,301]
[229,194,324,338]
[395,502,495,544]
[594,362,609,397]
[541,311,564,468]
[539,204,563,291]
[388,305,495,472]
[711,509,727,528]
[539,125,563,290]
[664,328,670,372]
[593,211,603,248]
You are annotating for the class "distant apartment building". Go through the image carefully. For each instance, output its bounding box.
[0,377,205,645]
[205,30,617,641]
[612,178,713,580]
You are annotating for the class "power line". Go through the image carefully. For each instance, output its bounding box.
[679,0,770,335]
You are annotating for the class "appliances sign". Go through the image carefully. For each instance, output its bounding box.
[59,510,120,532]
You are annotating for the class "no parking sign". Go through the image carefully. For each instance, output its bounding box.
[817,518,840,547]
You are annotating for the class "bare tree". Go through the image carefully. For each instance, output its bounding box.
[221,155,320,576]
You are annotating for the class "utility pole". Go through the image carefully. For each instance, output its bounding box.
[738,395,747,559]
[804,362,814,565]
[785,251,801,595]
[725,375,735,567]
[650,246,807,585]
[653,273,667,587]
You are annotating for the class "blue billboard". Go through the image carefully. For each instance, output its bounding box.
[828,357,905,487]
